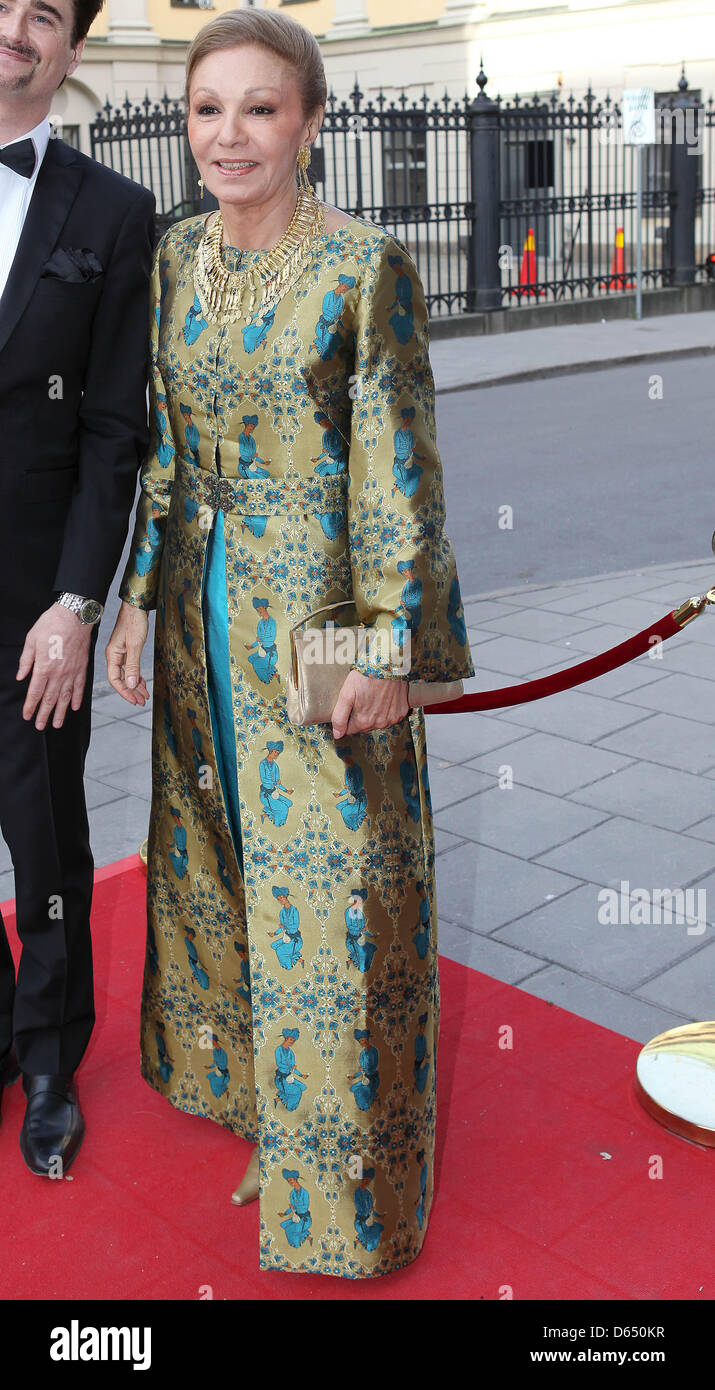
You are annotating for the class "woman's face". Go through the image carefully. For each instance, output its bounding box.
[187,43,321,210]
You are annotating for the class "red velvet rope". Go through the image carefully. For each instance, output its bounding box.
[422,609,682,714]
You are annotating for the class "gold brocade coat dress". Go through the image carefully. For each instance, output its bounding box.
[119,209,475,1279]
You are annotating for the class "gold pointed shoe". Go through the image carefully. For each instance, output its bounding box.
[231,1144,259,1205]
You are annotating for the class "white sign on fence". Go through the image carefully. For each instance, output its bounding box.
[621,90,655,321]
[622,88,656,146]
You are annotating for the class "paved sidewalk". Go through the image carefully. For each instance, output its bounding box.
[428,555,715,1044]
[429,307,715,391]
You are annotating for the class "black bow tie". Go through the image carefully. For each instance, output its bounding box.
[0,137,36,179]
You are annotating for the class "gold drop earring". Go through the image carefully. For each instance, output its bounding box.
[297,144,314,198]
[198,175,205,201]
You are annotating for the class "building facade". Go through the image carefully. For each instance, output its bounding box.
[54,0,715,155]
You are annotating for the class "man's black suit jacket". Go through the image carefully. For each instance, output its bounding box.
[0,135,155,645]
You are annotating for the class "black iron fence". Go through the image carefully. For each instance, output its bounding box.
[89,66,715,318]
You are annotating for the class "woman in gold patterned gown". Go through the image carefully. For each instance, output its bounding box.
[107,8,474,1280]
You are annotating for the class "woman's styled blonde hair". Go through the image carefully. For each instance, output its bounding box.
[184,8,328,121]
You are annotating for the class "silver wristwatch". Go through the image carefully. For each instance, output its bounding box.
[56,591,104,626]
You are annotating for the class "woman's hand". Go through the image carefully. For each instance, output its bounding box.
[106,600,150,705]
[332,671,409,740]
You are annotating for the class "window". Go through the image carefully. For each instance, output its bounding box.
[50,121,80,149]
[382,118,427,210]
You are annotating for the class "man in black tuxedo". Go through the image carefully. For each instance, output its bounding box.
[0,0,154,1174]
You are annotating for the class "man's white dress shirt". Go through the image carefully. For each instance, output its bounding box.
[0,114,52,301]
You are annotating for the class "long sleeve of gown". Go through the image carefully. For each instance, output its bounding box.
[118,234,176,611]
[347,234,475,684]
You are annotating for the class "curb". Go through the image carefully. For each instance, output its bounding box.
[459,553,715,607]
[435,343,715,395]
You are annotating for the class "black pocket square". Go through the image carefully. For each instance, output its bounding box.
[41,247,104,282]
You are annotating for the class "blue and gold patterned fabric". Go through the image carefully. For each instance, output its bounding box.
[119,210,475,1278]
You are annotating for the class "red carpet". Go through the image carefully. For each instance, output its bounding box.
[0,858,711,1301]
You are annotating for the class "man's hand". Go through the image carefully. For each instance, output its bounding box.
[332,671,409,740]
[16,603,94,730]
[106,601,150,706]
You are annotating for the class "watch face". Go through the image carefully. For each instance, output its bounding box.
[80,600,102,625]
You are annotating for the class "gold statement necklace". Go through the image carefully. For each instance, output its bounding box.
[194,175,327,325]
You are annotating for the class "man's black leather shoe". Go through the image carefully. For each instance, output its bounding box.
[19,1075,85,1176]
[0,1049,21,1125]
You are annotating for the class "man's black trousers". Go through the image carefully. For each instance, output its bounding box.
[0,627,98,1075]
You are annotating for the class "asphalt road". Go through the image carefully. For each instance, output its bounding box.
[437,355,714,597]
[97,353,714,670]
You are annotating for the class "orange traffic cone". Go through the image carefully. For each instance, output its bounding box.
[600,227,636,290]
[509,227,546,298]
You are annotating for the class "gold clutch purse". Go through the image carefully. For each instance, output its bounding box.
[285,599,464,726]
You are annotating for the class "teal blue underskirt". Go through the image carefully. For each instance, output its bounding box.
[201,508,244,878]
